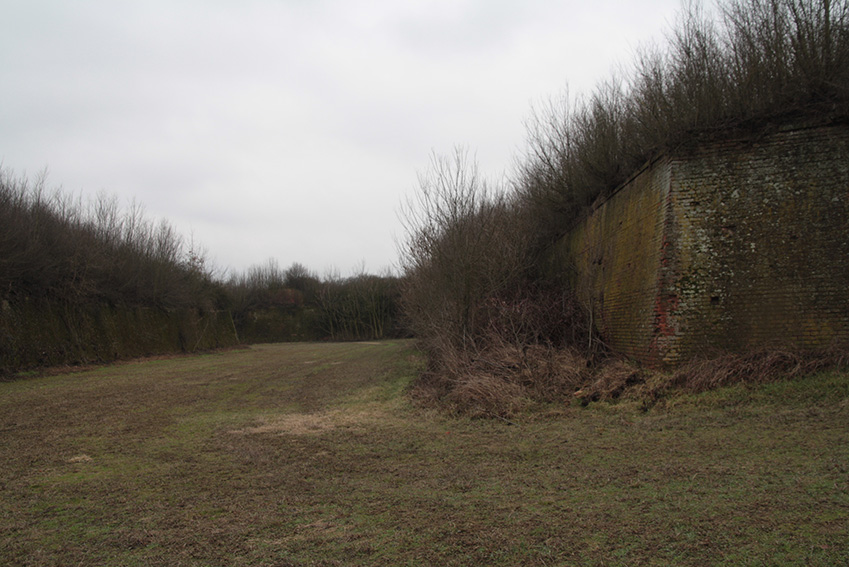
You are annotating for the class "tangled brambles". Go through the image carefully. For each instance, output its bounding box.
[410,343,590,419]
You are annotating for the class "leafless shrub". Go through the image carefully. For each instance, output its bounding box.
[399,148,534,356]
[722,0,849,114]
[398,149,603,416]
[522,345,589,401]
[446,374,529,419]
[409,338,591,418]
[0,168,219,310]
[315,268,401,341]
[519,0,849,243]
[477,285,601,357]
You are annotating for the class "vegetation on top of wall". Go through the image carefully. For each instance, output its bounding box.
[0,169,223,311]
[520,0,849,246]
[0,169,405,373]
[399,0,849,416]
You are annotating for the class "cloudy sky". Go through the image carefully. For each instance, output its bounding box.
[1,0,682,277]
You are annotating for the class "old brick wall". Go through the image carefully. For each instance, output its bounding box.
[559,157,672,365]
[0,299,239,374]
[558,123,849,367]
[669,124,849,360]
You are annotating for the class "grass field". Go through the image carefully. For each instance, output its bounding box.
[1,340,847,566]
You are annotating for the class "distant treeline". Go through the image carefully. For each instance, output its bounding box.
[399,0,849,413]
[0,170,403,372]
[225,259,403,343]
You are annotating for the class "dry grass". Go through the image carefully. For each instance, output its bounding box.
[574,358,646,404]
[233,407,388,436]
[445,373,529,419]
[665,344,849,393]
[411,343,590,418]
[414,344,849,416]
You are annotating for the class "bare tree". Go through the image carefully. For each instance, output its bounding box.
[399,148,533,360]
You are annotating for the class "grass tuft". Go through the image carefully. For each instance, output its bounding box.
[665,344,849,392]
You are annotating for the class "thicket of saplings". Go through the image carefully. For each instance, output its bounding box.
[400,0,849,417]
[225,260,402,342]
[0,170,402,351]
[0,170,220,312]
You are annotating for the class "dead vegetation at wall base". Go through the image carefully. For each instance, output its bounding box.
[665,344,849,392]
[410,344,849,418]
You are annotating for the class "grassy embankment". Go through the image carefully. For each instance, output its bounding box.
[1,341,847,566]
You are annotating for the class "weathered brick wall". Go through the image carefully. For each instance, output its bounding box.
[669,124,849,360]
[0,299,239,374]
[559,157,672,365]
[558,123,849,367]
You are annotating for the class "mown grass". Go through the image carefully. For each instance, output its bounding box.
[1,341,847,566]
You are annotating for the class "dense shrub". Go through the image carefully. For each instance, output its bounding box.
[520,0,849,244]
[399,150,599,416]
[0,169,221,311]
[398,149,534,357]
[315,270,401,341]
[225,260,403,343]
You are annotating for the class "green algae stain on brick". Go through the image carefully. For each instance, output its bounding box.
[559,157,671,365]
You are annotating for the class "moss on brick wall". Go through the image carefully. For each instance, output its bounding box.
[556,123,849,367]
[0,298,238,374]
[556,157,672,364]
[669,124,849,359]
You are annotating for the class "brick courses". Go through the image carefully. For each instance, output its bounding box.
[558,123,849,367]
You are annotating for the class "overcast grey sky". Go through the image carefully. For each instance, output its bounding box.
[1,0,682,276]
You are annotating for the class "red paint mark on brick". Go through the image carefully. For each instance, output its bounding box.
[653,294,678,337]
